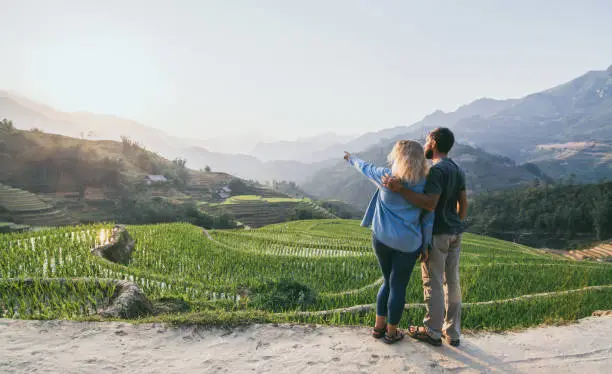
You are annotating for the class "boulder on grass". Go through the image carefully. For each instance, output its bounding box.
[91,225,135,265]
[99,280,154,319]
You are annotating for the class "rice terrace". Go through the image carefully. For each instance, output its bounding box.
[2,220,610,330]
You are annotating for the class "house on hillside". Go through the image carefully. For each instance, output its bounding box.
[217,186,232,199]
[144,175,169,185]
[84,187,106,201]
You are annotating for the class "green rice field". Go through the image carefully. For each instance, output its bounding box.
[1,220,611,330]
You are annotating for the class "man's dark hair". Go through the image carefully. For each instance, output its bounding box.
[430,127,455,154]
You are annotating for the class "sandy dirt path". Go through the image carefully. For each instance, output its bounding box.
[1,316,610,373]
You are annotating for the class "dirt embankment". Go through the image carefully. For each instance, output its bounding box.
[1,315,611,373]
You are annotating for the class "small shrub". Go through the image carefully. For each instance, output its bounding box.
[250,279,317,312]
[291,206,314,220]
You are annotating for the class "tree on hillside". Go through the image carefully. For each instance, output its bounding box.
[137,152,154,174]
[468,181,612,248]
[0,118,14,131]
[589,185,611,241]
[204,165,211,172]
[173,158,187,168]
[120,136,141,153]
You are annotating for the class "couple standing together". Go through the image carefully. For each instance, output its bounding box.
[344,127,467,346]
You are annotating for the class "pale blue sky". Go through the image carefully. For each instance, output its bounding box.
[1,0,611,141]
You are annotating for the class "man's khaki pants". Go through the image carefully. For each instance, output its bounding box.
[421,233,462,340]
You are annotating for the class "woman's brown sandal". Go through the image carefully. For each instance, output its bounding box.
[408,326,442,346]
[372,326,387,339]
[383,329,405,344]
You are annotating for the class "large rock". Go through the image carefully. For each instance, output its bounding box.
[91,225,135,265]
[0,278,154,319]
[99,280,154,319]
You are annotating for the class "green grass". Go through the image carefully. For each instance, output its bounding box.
[205,195,335,227]
[0,220,610,331]
[221,195,304,204]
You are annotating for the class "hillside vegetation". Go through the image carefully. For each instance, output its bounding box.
[1,220,610,330]
[201,195,337,228]
[468,181,612,249]
[1,120,210,194]
[0,122,299,226]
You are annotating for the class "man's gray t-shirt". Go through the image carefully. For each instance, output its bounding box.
[424,158,466,235]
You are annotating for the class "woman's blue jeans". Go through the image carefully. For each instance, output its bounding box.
[373,234,418,326]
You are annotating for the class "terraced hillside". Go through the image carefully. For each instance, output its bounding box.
[0,183,74,226]
[547,241,612,262]
[1,220,610,330]
[202,195,337,227]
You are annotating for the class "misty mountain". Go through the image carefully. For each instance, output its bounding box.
[182,64,612,184]
[0,93,80,137]
[448,66,612,163]
[0,91,325,183]
[181,146,337,183]
[250,126,418,163]
[349,65,612,183]
[2,64,610,188]
[301,140,551,210]
[310,97,520,161]
[0,90,198,157]
[416,97,519,131]
[250,132,355,163]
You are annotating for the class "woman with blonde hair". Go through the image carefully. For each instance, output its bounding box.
[344,140,431,344]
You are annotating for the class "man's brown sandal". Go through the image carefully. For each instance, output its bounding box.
[408,326,442,346]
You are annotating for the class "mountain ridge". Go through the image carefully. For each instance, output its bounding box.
[2,64,611,186]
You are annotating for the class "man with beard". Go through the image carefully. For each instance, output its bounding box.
[382,127,468,347]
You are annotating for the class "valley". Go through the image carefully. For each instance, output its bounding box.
[0,65,611,334]
[2,3,612,372]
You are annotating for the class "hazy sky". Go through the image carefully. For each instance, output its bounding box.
[2,0,611,141]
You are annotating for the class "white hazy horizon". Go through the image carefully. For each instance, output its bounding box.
[1,0,611,143]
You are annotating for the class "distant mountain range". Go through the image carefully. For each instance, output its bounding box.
[249,132,356,163]
[1,64,611,196]
[239,64,612,183]
[394,65,612,180]
[302,65,612,206]
[0,90,197,156]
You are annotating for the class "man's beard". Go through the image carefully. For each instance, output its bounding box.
[425,148,434,159]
